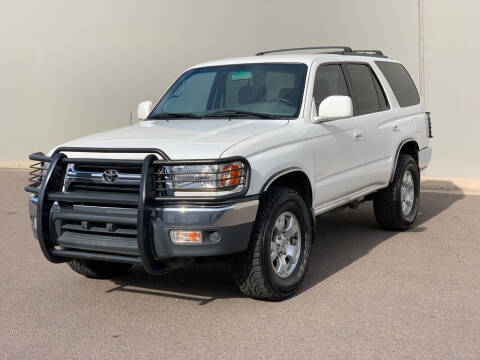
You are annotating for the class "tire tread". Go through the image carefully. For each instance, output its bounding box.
[233,186,309,300]
[373,154,419,231]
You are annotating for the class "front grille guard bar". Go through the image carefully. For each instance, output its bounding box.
[26,147,250,272]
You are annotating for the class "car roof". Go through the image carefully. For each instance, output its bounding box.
[190,54,399,69]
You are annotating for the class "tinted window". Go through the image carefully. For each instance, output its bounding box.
[372,71,389,111]
[375,61,420,107]
[313,64,349,108]
[346,64,387,115]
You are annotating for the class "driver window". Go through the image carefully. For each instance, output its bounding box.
[313,64,349,109]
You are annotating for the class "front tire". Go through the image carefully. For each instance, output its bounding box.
[373,154,420,231]
[233,186,313,301]
[67,259,132,279]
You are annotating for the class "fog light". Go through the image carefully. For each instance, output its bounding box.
[170,230,202,244]
[207,231,220,244]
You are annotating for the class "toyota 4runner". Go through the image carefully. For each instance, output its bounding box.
[26,46,432,300]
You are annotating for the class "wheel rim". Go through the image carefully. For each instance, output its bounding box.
[270,211,301,278]
[400,170,415,216]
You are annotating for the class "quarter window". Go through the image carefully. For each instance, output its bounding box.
[375,61,420,107]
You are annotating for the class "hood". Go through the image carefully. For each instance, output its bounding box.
[53,119,289,159]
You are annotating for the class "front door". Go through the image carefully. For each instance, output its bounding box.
[310,63,368,210]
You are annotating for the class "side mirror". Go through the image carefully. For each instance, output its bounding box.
[137,101,153,120]
[313,96,353,123]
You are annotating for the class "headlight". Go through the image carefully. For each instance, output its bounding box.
[154,160,248,197]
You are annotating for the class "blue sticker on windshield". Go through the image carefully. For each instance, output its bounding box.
[231,71,252,80]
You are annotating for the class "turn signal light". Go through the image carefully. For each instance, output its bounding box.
[170,230,202,244]
[219,163,241,187]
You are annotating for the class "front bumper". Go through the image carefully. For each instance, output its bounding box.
[29,195,258,261]
[26,148,257,274]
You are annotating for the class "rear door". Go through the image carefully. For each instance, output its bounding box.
[343,62,393,187]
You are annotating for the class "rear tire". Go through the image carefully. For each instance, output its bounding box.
[67,259,132,279]
[232,186,313,301]
[373,154,420,231]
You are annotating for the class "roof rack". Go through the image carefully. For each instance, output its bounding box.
[347,50,386,58]
[255,47,387,58]
[255,46,353,56]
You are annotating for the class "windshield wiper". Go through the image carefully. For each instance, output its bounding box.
[148,112,202,119]
[202,109,278,119]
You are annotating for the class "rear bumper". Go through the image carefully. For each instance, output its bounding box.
[419,147,432,171]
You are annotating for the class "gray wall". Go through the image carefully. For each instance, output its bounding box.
[423,0,480,178]
[0,0,475,177]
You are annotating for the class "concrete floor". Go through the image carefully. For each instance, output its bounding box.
[1,170,479,359]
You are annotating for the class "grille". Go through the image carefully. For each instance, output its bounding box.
[73,164,142,174]
[64,163,142,194]
[54,162,142,258]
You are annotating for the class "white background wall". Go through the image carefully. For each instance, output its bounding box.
[0,0,477,177]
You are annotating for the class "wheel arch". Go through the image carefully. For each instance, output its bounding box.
[260,168,315,232]
[390,139,419,183]
[261,168,312,206]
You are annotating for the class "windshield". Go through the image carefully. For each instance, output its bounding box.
[148,63,307,119]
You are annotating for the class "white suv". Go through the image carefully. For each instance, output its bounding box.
[26,46,432,300]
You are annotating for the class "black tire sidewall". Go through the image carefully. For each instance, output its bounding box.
[396,158,420,225]
[261,192,312,297]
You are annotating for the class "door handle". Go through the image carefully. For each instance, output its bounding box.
[353,131,363,141]
[393,124,400,132]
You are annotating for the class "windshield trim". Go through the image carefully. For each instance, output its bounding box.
[146,62,308,120]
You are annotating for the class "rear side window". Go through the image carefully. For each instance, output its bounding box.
[345,63,388,115]
[375,61,420,107]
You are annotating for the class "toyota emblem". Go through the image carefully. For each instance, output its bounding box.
[102,169,119,184]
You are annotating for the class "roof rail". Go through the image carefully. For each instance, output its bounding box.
[347,49,386,58]
[255,46,353,56]
[255,47,387,58]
